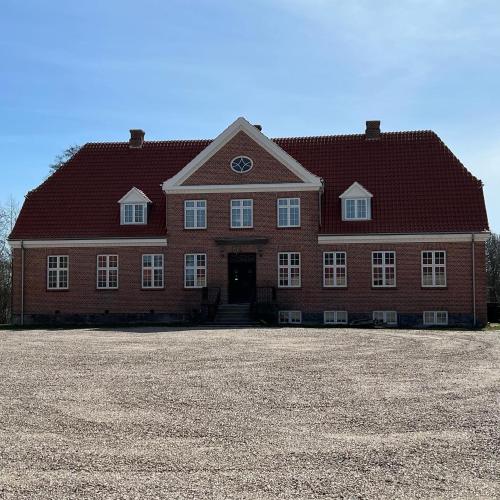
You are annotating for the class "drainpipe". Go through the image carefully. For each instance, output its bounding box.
[471,233,476,327]
[21,240,24,327]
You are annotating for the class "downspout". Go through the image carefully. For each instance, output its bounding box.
[318,179,324,228]
[21,240,25,327]
[471,233,476,327]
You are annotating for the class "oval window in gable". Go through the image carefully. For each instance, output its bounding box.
[230,156,253,173]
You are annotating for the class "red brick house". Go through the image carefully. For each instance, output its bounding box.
[8,117,489,327]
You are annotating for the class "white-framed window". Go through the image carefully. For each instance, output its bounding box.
[142,254,164,288]
[47,255,69,290]
[323,252,347,287]
[372,251,396,287]
[122,203,147,224]
[277,198,300,227]
[373,311,398,325]
[230,156,253,173]
[423,311,448,326]
[279,311,302,324]
[324,311,348,325]
[185,253,207,288]
[184,200,206,229]
[97,255,118,289]
[278,252,301,288]
[230,199,253,228]
[422,251,446,287]
[343,198,370,220]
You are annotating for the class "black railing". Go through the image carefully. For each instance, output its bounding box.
[201,287,221,321]
[254,286,277,304]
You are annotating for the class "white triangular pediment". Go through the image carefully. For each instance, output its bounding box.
[162,117,322,192]
[118,187,152,204]
[339,182,373,199]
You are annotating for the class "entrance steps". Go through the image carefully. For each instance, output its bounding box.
[213,303,258,326]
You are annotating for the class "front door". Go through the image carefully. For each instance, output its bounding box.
[228,253,256,303]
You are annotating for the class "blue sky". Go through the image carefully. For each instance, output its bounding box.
[1,0,499,231]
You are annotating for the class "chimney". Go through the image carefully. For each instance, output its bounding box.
[365,120,380,139]
[254,124,262,131]
[129,129,145,148]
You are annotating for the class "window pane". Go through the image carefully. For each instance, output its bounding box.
[109,270,118,287]
[59,270,68,288]
[232,209,241,227]
[346,200,355,218]
[197,254,206,267]
[290,206,299,226]
[197,209,205,227]
[185,255,195,267]
[185,210,195,228]
[109,256,118,268]
[153,269,163,287]
[134,204,144,222]
[185,268,195,287]
[278,207,288,226]
[154,255,163,267]
[143,255,152,267]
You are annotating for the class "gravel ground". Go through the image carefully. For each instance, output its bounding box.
[0,327,498,499]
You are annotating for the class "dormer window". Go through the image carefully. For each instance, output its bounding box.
[123,203,146,224]
[118,187,152,225]
[345,198,369,220]
[339,182,373,221]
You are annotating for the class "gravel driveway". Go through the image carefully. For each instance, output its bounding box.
[0,327,498,499]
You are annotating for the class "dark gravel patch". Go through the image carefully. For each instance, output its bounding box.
[0,327,498,499]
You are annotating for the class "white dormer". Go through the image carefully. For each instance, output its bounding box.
[339,182,373,221]
[118,187,152,225]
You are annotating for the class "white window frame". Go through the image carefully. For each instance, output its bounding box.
[421,250,447,287]
[47,255,69,290]
[279,311,302,324]
[323,251,347,287]
[277,198,301,228]
[97,255,119,289]
[122,203,147,225]
[373,311,398,325]
[324,311,348,325]
[142,254,164,289]
[230,199,253,228]
[343,198,371,221]
[184,253,207,288]
[184,200,207,229]
[278,252,301,288]
[372,251,396,287]
[423,311,448,326]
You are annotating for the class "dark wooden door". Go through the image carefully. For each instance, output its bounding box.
[228,253,256,303]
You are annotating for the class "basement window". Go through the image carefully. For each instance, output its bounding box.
[279,311,302,324]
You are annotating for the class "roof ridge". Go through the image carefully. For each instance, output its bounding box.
[82,130,438,147]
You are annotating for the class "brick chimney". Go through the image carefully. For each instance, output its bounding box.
[129,129,145,148]
[365,120,381,139]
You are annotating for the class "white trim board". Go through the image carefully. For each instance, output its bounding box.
[9,238,168,249]
[164,182,320,194]
[339,182,373,199]
[318,233,490,244]
[118,187,152,204]
[162,117,323,191]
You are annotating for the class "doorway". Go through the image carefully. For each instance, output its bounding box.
[228,253,256,303]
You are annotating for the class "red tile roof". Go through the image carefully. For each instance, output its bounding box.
[10,131,488,239]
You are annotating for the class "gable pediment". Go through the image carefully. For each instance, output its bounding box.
[339,182,373,199]
[163,117,322,193]
[118,187,152,204]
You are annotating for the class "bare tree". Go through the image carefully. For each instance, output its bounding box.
[49,145,81,173]
[0,197,19,323]
[486,233,500,302]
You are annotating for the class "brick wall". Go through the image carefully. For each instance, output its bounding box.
[181,131,302,185]
[11,186,487,326]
